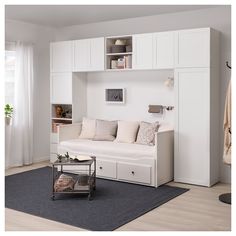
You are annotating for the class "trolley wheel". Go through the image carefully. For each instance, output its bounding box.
[51,195,55,201]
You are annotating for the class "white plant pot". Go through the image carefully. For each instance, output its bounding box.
[5,117,12,125]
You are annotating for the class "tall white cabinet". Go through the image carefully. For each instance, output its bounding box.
[174,28,220,186]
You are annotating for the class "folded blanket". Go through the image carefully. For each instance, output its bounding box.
[54,174,75,192]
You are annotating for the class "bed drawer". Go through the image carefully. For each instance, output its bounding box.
[117,162,151,184]
[96,160,117,179]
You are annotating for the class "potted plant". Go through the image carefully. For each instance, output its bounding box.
[5,104,13,125]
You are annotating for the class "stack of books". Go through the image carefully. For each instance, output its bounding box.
[112,55,132,69]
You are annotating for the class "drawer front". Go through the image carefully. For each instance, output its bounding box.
[50,144,58,154]
[51,133,59,144]
[96,160,116,179]
[117,162,151,184]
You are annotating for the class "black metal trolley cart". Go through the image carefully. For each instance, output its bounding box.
[51,156,96,201]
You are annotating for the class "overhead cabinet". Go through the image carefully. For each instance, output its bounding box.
[50,41,72,72]
[133,32,175,70]
[175,28,210,68]
[153,31,175,69]
[73,37,104,72]
[132,33,153,70]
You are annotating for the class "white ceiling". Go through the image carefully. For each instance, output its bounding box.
[5,5,216,28]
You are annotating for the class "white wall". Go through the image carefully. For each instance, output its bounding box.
[5,20,55,163]
[55,6,231,183]
[86,70,174,124]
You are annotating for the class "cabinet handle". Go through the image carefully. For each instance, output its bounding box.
[99,166,103,170]
[131,171,135,175]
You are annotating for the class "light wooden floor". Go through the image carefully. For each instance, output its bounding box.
[5,161,231,231]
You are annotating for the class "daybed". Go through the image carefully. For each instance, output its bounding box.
[57,122,174,187]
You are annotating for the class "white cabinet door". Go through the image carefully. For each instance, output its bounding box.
[73,39,90,71]
[90,37,105,71]
[51,73,72,104]
[174,68,210,186]
[175,28,210,68]
[51,41,72,72]
[153,31,174,69]
[132,33,153,70]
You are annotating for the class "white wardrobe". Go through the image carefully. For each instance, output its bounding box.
[50,27,220,187]
[174,28,220,186]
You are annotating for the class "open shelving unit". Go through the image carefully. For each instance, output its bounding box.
[105,35,133,70]
[51,104,72,133]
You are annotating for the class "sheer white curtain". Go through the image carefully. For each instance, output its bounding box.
[9,42,34,166]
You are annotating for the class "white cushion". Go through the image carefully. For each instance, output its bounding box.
[115,121,139,143]
[136,121,159,145]
[93,119,117,141]
[79,117,96,139]
[58,139,155,159]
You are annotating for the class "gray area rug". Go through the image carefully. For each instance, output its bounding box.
[5,167,188,231]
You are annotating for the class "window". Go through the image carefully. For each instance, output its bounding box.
[5,49,16,105]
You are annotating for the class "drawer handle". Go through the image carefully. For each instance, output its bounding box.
[131,171,135,175]
[99,166,103,170]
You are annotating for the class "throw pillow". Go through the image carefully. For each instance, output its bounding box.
[79,117,96,139]
[115,121,139,143]
[93,119,118,141]
[136,121,160,145]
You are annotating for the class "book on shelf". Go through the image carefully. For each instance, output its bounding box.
[110,55,132,69]
[124,55,132,69]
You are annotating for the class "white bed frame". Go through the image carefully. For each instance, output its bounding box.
[58,123,174,187]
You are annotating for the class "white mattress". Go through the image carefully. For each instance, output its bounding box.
[58,139,155,159]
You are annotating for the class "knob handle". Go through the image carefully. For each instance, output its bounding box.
[131,171,135,175]
[99,166,103,170]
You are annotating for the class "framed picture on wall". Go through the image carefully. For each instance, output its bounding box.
[105,88,125,104]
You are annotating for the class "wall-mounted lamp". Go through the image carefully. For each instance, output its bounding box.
[148,105,174,114]
[164,77,174,87]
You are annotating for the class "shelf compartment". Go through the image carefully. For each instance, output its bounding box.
[51,104,72,119]
[106,36,132,70]
[51,119,72,133]
[106,55,132,70]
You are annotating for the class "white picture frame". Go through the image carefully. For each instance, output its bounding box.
[105,88,125,104]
